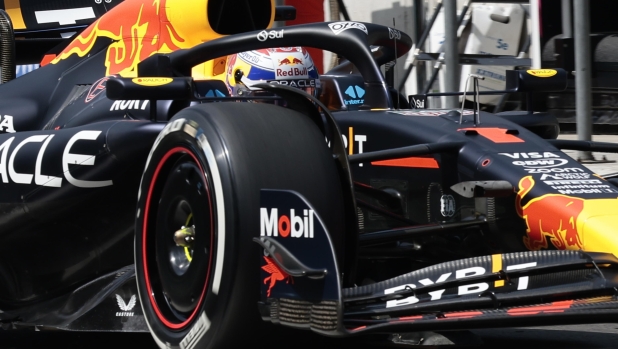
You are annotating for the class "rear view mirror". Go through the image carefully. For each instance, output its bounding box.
[275,6,296,21]
[505,68,568,93]
[106,77,194,100]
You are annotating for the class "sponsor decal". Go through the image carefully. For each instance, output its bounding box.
[0,115,16,133]
[51,0,185,76]
[266,79,318,89]
[541,173,590,180]
[259,189,340,301]
[409,95,426,109]
[261,256,293,297]
[516,176,584,250]
[275,66,308,79]
[496,38,509,50]
[390,110,475,117]
[86,76,113,103]
[384,262,536,308]
[35,7,96,25]
[344,85,365,105]
[260,208,314,238]
[542,171,617,192]
[110,100,149,111]
[541,178,618,194]
[527,69,558,78]
[328,22,368,35]
[132,78,173,86]
[180,313,211,349]
[115,294,136,317]
[440,195,456,217]
[237,50,270,69]
[259,190,341,301]
[503,151,569,168]
[203,89,226,97]
[500,152,561,159]
[340,127,367,167]
[502,153,604,177]
[278,57,302,66]
[257,29,284,42]
[512,159,569,168]
[270,47,297,52]
[269,50,313,79]
[388,27,401,40]
[524,167,584,174]
[0,131,113,188]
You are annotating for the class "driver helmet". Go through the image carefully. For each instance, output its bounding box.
[225,47,320,100]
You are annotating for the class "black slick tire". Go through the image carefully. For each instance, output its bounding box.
[135,102,346,348]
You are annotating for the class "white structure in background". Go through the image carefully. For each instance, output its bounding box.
[460,3,524,104]
[326,0,417,88]
[16,64,39,77]
[328,1,541,104]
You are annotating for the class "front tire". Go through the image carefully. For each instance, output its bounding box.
[135,102,346,348]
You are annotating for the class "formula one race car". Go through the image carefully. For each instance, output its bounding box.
[2,0,618,348]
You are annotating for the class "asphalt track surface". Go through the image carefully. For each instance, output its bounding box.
[3,324,618,348]
[3,135,618,349]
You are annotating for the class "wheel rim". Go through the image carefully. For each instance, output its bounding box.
[142,146,215,330]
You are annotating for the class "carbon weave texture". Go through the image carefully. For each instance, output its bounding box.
[343,250,583,298]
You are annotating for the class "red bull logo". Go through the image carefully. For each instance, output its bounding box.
[278,57,303,66]
[51,0,185,76]
[50,0,244,77]
[262,256,293,297]
[278,58,291,66]
[516,176,584,250]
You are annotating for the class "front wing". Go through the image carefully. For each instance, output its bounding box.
[262,246,618,335]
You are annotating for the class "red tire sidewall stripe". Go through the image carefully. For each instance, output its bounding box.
[142,146,215,330]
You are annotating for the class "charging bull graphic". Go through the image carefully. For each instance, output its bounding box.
[516,176,584,250]
[49,0,238,77]
[51,0,184,76]
[278,57,303,66]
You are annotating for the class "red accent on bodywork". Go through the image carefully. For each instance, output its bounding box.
[40,54,57,66]
[372,157,439,169]
[459,128,525,143]
[85,76,113,103]
[507,301,574,316]
[441,311,484,319]
[262,256,293,297]
[398,315,423,321]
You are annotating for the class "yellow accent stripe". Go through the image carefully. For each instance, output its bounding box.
[492,254,504,287]
[5,0,26,30]
[184,213,193,262]
[348,127,353,155]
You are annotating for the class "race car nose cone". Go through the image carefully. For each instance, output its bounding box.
[581,212,618,254]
